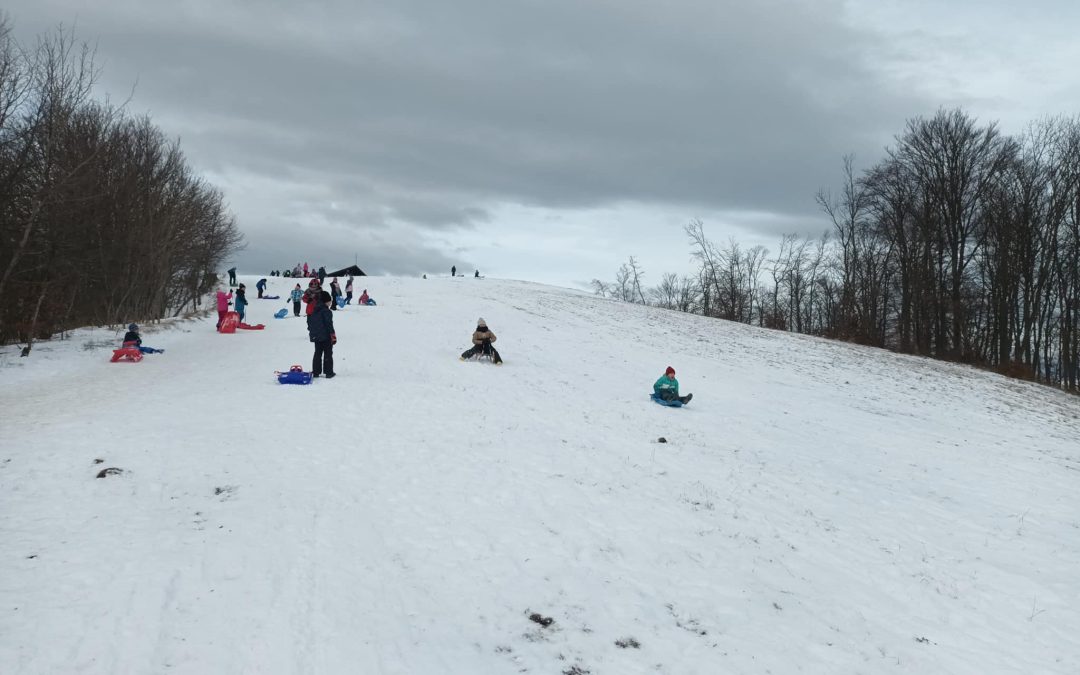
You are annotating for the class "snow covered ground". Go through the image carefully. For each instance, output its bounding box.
[1,274,1078,675]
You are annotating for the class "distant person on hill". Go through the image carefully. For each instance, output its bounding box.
[303,262,309,277]
[358,289,370,305]
[451,265,456,277]
[302,278,322,316]
[474,269,480,278]
[318,266,326,284]
[256,278,267,298]
[290,283,303,317]
[329,277,342,310]
[122,323,164,354]
[215,288,233,330]
[283,269,291,278]
[307,290,336,378]
[227,267,237,287]
[235,284,248,322]
[345,276,354,305]
[460,317,502,364]
[653,366,692,405]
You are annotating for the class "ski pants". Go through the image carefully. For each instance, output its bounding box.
[228,272,236,286]
[216,310,227,329]
[658,389,690,404]
[293,300,301,317]
[461,340,501,363]
[312,340,334,376]
[345,291,353,304]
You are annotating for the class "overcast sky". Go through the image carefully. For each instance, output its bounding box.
[7,1,1080,287]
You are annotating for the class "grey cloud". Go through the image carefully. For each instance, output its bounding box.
[235,217,463,277]
[8,1,942,280]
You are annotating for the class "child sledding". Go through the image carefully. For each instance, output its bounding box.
[652,366,692,406]
[111,323,164,362]
[460,317,502,364]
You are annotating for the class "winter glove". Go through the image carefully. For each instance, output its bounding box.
[331,334,337,345]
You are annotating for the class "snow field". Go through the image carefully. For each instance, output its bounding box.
[1,274,1078,674]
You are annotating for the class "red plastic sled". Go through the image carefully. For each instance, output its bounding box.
[219,311,240,334]
[110,347,143,362]
[238,322,265,330]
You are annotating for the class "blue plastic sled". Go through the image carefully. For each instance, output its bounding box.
[277,368,313,385]
[274,308,288,319]
[366,299,377,306]
[261,295,281,300]
[650,393,683,407]
[336,297,346,308]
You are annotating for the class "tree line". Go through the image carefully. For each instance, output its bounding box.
[593,109,1080,393]
[0,17,242,350]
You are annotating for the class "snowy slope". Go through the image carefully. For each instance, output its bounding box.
[1,275,1078,675]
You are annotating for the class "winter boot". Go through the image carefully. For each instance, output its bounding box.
[680,393,693,405]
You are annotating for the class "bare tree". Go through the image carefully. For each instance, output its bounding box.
[0,19,242,348]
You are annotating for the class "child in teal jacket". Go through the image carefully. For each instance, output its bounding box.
[235,284,248,322]
[654,366,692,404]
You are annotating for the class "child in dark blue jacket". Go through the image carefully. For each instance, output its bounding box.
[306,291,336,378]
[122,323,164,354]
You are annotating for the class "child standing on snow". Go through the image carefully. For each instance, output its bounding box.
[256,278,267,298]
[460,317,502,364]
[329,277,342,310]
[235,284,248,322]
[345,277,354,305]
[215,288,233,330]
[290,283,303,317]
[307,290,336,378]
[653,366,692,404]
[302,278,322,316]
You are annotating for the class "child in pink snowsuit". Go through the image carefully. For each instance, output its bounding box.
[216,289,233,330]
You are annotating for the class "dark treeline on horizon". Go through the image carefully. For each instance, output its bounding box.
[0,17,242,349]
[595,109,1080,393]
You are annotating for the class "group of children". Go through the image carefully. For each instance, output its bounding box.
[287,277,372,317]
[272,262,326,279]
[215,285,248,326]
[149,272,693,404]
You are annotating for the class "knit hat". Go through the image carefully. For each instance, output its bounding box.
[477,317,487,327]
[128,323,138,332]
[665,366,675,375]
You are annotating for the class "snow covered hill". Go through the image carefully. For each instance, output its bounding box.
[1,275,1078,675]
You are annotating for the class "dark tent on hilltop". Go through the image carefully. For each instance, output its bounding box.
[326,264,366,277]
